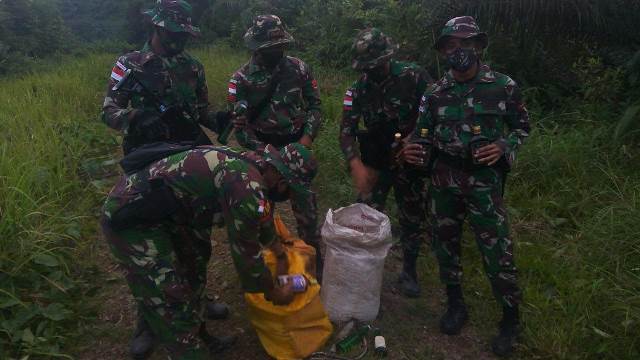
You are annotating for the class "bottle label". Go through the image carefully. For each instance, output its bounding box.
[277,275,307,292]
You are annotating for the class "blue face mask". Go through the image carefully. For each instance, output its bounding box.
[446,47,478,72]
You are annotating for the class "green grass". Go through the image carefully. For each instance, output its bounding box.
[1,45,639,359]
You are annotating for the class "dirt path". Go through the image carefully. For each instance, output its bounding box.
[76,204,498,360]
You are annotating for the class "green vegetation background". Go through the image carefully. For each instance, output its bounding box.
[1,0,640,358]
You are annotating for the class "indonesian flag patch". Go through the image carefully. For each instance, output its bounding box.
[343,90,353,110]
[311,79,318,89]
[111,61,127,82]
[227,80,237,102]
[258,198,272,223]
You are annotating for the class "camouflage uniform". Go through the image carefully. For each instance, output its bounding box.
[340,28,432,287]
[228,15,322,253]
[101,143,317,359]
[419,17,530,308]
[102,0,214,154]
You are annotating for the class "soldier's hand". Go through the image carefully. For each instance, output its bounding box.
[349,157,378,195]
[129,110,169,141]
[265,281,295,306]
[475,143,504,165]
[400,143,426,165]
[299,135,313,148]
[232,113,248,130]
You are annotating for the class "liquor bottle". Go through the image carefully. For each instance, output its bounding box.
[390,132,404,169]
[336,324,371,353]
[469,125,490,165]
[373,328,387,357]
[412,128,432,170]
[218,100,248,145]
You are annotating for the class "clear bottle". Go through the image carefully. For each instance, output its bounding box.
[469,125,490,165]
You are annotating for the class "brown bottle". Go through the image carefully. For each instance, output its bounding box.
[390,132,404,169]
[412,128,432,170]
[469,125,490,165]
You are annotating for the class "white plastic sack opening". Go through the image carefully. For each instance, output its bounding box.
[320,203,393,323]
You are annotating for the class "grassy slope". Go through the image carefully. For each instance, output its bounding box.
[1,45,638,358]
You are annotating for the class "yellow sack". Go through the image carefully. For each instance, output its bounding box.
[245,215,333,360]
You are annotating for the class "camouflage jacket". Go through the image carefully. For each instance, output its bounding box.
[102,42,211,141]
[227,55,322,152]
[102,146,275,293]
[416,64,530,167]
[340,60,432,160]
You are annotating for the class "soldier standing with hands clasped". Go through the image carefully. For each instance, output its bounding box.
[403,16,530,356]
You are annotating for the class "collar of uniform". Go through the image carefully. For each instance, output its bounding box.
[139,41,190,65]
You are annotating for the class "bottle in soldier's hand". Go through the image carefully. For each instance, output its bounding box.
[469,125,490,165]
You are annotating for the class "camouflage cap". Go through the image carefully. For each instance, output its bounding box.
[434,16,488,50]
[263,143,318,197]
[143,0,200,36]
[351,28,398,70]
[244,15,294,51]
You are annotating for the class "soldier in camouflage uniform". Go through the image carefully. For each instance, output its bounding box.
[340,28,432,297]
[102,0,227,155]
[101,1,230,357]
[101,142,317,360]
[403,16,530,356]
[227,15,323,275]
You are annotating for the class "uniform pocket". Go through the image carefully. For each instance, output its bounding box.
[474,99,508,140]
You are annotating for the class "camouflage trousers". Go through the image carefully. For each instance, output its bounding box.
[289,190,321,249]
[430,159,522,307]
[101,218,212,359]
[358,166,428,261]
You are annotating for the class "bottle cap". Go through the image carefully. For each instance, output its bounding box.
[420,128,429,137]
[394,132,402,141]
[472,125,481,134]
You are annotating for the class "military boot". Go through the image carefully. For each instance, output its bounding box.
[206,300,230,320]
[491,305,521,357]
[397,254,421,298]
[129,316,155,360]
[439,285,468,335]
[199,324,237,354]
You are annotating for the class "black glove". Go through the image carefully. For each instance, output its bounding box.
[130,110,169,143]
[208,111,232,134]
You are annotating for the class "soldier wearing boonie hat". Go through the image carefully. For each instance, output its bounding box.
[340,28,433,299]
[227,15,325,279]
[403,16,530,357]
[100,1,234,358]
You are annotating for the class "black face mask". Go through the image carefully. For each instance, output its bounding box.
[268,186,290,203]
[259,49,284,68]
[446,47,478,72]
[157,28,189,56]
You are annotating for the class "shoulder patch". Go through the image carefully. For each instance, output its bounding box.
[343,89,354,110]
[228,80,237,102]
